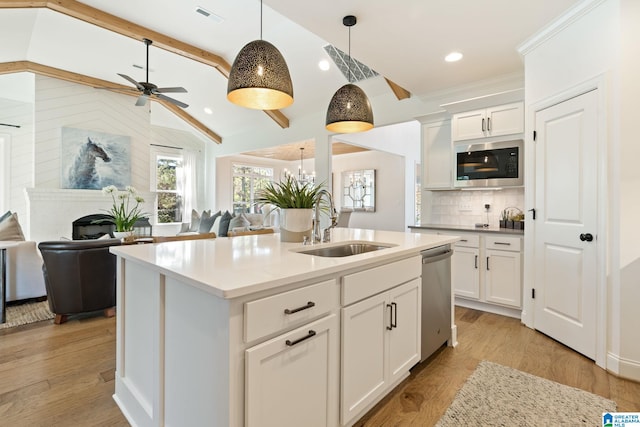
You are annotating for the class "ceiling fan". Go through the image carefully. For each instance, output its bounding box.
[101,38,189,108]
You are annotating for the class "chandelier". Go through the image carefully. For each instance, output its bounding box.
[282,147,315,185]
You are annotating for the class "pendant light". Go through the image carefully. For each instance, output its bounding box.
[227,0,294,110]
[325,15,374,133]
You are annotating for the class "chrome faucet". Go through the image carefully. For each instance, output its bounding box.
[313,189,338,243]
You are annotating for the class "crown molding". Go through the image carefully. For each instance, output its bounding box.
[517,0,609,56]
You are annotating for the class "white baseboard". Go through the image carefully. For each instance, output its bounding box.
[607,352,640,382]
[454,297,522,319]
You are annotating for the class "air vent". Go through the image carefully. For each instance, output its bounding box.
[323,44,379,83]
[195,6,225,23]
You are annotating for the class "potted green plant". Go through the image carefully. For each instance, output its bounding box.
[255,175,324,242]
[99,185,147,240]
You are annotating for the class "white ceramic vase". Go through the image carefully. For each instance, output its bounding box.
[113,230,134,240]
[279,209,313,242]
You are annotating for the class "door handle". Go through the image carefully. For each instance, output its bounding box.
[386,304,393,330]
[486,256,490,270]
[481,118,486,132]
[391,302,397,329]
[474,255,478,269]
[579,233,594,242]
[487,117,491,131]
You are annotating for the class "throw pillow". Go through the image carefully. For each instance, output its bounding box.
[229,213,250,231]
[0,212,26,241]
[245,213,264,227]
[199,210,221,233]
[211,215,222,236]
[188,209,201,232]
[179,222,191,233]
[218,211,233,237]
[0,210,11,223]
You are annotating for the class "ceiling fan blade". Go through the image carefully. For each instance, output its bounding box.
[156,93,189,108]
[154,87,187,94]
[95,86,139,92]
[118,73,145,91]
[135,94,149,106]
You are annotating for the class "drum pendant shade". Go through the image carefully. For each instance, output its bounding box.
[325,83,374,133]
[227,39,294,110]
[325,15,373,133]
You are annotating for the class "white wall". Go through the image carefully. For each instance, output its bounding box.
[521,0,640,380]
[333,121,421,230]
[332,150,405,232]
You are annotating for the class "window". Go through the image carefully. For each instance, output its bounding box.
[155,154,183,224]
[232,164,274,214]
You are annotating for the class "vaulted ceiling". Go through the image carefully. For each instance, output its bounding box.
[0,0,581,145]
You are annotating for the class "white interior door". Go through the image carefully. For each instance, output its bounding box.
[533,90,598,360]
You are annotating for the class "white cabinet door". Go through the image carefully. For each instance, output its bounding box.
[486,102,524,138]
[341,279,422,425]
[341,292,387,424]
[485,249,521,308]
[452,109,485,141]
[245,314,338,427]
[422,120,452,189]
[452,246,480,299]
[452,102,524,141]
[387,279,421,382]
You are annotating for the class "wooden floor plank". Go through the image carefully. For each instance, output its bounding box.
[0,307,638,426]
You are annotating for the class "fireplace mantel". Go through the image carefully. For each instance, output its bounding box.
[25,188,155,242]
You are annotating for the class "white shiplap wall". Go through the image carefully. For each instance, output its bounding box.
[2,74,208,240]
[34,75,152,189]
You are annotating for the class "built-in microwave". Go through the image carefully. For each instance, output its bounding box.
[454,140,523,188]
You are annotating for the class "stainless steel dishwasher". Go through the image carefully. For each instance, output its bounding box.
[420,244,453,362]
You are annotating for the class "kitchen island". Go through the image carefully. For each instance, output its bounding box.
[110,228,459,427]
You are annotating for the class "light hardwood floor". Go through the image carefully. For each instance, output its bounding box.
[0,307,638,426]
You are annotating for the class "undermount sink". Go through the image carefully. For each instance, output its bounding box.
[296,242,392,258]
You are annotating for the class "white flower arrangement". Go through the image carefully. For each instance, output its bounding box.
[101,185,147,232]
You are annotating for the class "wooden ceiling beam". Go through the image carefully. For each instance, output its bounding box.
[0,0,291,131]
[384,78,411,100]
[0,61,222,144]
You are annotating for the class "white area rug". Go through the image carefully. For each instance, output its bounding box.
[0,300,54,329]
[436,360,616,426]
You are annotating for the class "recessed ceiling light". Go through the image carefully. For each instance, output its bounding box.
[445,52,463,62]
[318,59,330,71]
[204,107,213,115]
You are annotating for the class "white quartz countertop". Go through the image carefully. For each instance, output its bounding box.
[110,228,459,299]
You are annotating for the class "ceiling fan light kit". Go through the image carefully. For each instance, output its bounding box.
[325,15,374,133]
[227,0,293,110]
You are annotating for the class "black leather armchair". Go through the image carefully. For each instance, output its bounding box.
[38,239,122,324]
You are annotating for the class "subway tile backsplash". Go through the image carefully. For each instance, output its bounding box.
[423,188,524,227]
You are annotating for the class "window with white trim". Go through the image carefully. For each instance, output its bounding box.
[232,164,274,214]
[153,152,184,224]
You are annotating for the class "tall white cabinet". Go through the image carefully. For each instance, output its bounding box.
[418,112,452,190]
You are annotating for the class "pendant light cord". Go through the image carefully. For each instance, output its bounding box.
[260,0,263,40]
[348,25,352,83]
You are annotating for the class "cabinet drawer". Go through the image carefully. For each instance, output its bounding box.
[454,234,479,248]
[485,236,521,252]
[342,256,421,306]
[244,279,337,343]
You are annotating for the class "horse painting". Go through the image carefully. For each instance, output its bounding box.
[67,137,112,189]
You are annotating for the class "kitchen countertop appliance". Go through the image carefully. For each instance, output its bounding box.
[420,244,453,361]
